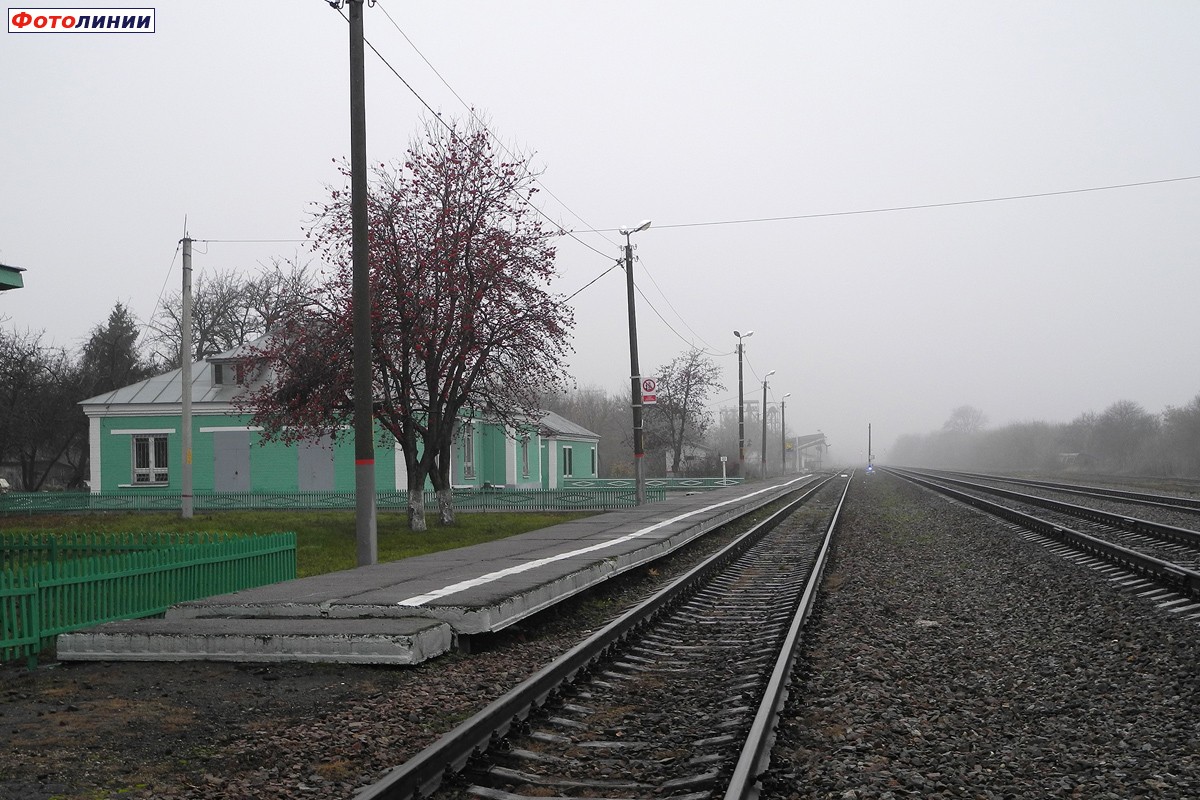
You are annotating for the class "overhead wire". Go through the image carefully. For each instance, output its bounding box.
[331,0,618,267]
[138,238,183,351]
[371,1,621,256]
[562,259,622,303]
[643,174,1200,231]
[632,253,726,355]
[194,238,307,244]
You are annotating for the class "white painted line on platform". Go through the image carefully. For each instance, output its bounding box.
[395,477,814,606]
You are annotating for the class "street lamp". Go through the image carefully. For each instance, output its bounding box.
[760,369,775,477]
[780,392,791,475]
[622,219,652,505]
[734,330,753,475]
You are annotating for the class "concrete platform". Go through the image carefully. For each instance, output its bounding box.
[56,617,451,664]
[56,476,812,665]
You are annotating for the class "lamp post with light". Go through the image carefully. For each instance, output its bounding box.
[780,392,791,475]
[760,369,775,477]
[734,330,753,475]
[622,219,651,505]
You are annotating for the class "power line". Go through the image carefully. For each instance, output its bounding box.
[193,238,307,243]
[556,172,1200,304]
[562,259,622,303]
[641,175,1200,232]
[633,280,723,356]
[634,253,723,354]
[372,0,620,256]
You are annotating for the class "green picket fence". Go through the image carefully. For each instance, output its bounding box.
[1,531,296,668]
[562,477,743,491]
[0,487,665,516]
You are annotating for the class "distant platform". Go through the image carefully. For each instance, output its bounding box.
[57,476,814,665]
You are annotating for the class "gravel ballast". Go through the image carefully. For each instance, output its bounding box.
[763,472,1199,800]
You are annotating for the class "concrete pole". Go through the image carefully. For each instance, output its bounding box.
[760,379,768,478]
[180,237,193,519]
[737,342,745,470]
[780,400,786,476]
[349,0,377,563]
[624,235,645,505]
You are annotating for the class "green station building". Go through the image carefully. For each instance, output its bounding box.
[79,346,599,496]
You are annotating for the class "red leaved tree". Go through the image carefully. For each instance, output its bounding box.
[238,120,574,530]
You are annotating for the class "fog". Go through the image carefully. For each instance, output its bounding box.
[3,1,1198,466]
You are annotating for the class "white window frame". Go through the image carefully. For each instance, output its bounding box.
[562,445,573,478]
[132,434,169,485]
[521,435,531,478]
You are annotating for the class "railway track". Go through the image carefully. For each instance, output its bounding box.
[918,468,1200,514]
[357,473,852,800]
[885,466,1200,618]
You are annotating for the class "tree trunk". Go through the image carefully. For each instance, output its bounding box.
[407,490,427,532]
[432,434,457,526]
[436,486,455,526]
[405,456,428,532]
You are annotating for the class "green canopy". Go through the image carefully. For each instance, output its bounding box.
[0,264,25,291]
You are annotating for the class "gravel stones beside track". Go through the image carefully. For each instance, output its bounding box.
[763,473,1200,800]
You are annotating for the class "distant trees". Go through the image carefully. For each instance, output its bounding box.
[542,385,630,478]
[239,119,574,530]
[148,257,315,367]
[1091,400,1159,472]
[0,327,77,490]
[69,304,160,485]
[0,303,159,490]
[887,398,1190,476]
[943,405,987,434]
[1160,395,1200,476]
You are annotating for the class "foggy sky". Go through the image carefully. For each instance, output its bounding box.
[3,1,1198,465]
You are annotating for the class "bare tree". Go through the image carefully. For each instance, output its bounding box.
[1092,399,1158,472]
[645,348,725,475]
[943,405,987,434]
[149,257,315,367]
[0,327,81,490]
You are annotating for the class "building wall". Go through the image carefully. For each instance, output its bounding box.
[90,411,595,494]
[93,413,400,494]
[544,437,598,486]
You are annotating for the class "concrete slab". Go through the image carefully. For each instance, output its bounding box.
[57,617,453,665]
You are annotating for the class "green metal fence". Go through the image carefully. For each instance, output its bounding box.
[562,477,743,491]
[1,531,296,668]
[0,487,665,516]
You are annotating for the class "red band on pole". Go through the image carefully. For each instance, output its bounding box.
[355,459,375,465]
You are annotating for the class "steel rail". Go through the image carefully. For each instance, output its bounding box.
[897,468,1200,549]
[723,474,852,800]
[356,475,836,800]
[885,467,1200,596]
[920,468,1200,512]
